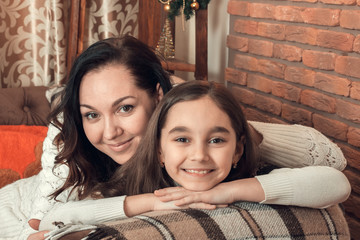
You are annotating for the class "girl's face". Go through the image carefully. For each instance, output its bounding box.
[159,96,243,191]
[79,64,161,164]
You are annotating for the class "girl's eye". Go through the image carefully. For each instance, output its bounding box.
[209,138,224,144]
[84,112,99,120]
[119,105,134,113]
[176,137,189,143]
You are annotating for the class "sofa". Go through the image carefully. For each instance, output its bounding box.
[0,86,350,240]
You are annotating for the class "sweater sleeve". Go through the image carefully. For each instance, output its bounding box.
[248,121,347,170]
[39,196,127,231]
[29,123,72,220]
[255,166,351,208]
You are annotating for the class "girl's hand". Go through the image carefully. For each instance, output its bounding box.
[152,195,217,211]
[27,230,49,240]
[154,178,265,207]
[154,182,236,207]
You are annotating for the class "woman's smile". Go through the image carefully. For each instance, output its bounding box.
[107,137,134,152]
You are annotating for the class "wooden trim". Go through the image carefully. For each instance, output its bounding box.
[65,0,81,84]
[77,0,86,55]
[138,0,163,49]
[195,8,208,81]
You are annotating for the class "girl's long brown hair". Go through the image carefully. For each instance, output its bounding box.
[98,81,259,197]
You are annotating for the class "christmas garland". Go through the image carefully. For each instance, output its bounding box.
[167,0,211,21]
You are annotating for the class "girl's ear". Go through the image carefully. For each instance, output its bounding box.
[233,135,245,166]
[158,149,165,168]
[156,83,164,103]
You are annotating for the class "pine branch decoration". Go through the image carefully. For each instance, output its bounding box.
[167,0,211,21]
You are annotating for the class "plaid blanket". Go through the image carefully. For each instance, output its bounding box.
[59,202,350,240]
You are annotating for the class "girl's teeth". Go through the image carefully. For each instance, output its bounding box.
[185,169,210,174]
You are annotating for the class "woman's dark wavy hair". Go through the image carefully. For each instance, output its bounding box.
[99,80,259,197]
[49,35,172,200]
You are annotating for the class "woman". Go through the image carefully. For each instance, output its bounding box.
[0,36,348,240]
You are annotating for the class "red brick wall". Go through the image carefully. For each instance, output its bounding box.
[226,0,360,238]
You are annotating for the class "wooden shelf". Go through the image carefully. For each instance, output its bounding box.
[161,59,195,73]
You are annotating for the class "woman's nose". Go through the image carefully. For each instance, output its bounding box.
[103,117,123,140]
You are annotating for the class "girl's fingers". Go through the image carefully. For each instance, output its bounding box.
[27,230,49,240]
[154,187,184,196]
[28,219,41,230]
[188,203,216,210]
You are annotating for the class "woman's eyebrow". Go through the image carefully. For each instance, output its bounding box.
[79,96,135,109]
[112,96,135,108]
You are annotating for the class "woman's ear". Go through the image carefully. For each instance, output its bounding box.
[156,83,164,103]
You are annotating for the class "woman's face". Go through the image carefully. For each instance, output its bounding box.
[79,64,161,164]
[159,96,243,191]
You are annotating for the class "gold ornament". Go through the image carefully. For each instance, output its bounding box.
[190,0,200,11]
[164,3,170,12]
[156,18,175,59]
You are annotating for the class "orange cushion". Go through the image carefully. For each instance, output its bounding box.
[0,125,48,178]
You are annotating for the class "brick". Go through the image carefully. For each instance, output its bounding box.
[249,3,275,19]
[337,143,360,171]
[350,81,360,100]
[227,35,248,52]
[274,6,304,22]
[343,194,360,220]
[281,103,312,126]
[353,35,360,53]
[248,39,273,57]
[345,215,360,240]
[302,50,336,70]
[272,81,301,102]
[340,10,360,30]
[234,54,258,72]
[273,44,302,62]
[284,66,315,87]
[313,114,348,141]
[335,56,360,78]
[320,0,356,4]
[348,126,360,147]
[227,0,249,16]
[300,89,336,113]
[257,59,286,79]
[245,107,273,122]
[314,72,351,96]
[285,25,317,45]
[316,29,354,52]
[234,20,258,35]
[253,94,282,115]
[302,8,340,26]
[225,68,247,85]
[336,98,360,123]
[247,74,272,93]
[343,170,360,196]
[258,22,286,40]
[231,86,256,106]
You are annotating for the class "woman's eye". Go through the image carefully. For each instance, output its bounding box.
[209,138,224,144]
[84,112,99,120]
[176,137,189,143]
[119,105,134,113]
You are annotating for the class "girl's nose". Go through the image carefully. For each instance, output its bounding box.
[103,117,123,140]
[190,143,210,162]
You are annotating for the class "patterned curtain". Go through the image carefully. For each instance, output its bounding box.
[0,0,138,88]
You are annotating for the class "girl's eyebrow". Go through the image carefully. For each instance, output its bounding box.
[80,96,135,110]
[167,126,231,134]
[210,126,231,134]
